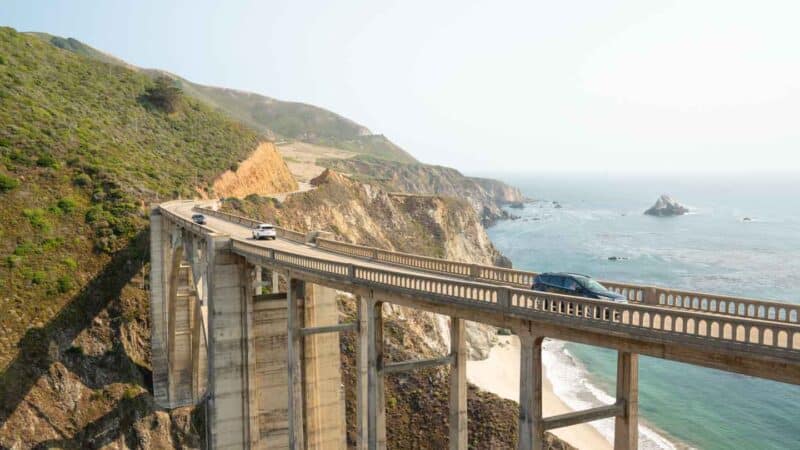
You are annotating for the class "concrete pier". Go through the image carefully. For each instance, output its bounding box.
[518,335,544,450]
[449,317,467,450]
[615,352,639,450]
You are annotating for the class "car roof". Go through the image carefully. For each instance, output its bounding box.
[538,272,593,279]
[258,223,274,227]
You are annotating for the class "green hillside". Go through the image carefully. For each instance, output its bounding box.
[178,81,417,163]
[0,26,264,445]
[27,32,418,164]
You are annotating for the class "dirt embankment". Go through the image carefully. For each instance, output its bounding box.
[212,142,298,198]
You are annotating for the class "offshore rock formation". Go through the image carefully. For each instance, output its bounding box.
[645,194,689,217]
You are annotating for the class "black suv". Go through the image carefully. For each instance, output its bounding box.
[532,272,627,303]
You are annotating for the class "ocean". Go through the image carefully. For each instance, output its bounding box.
[482,172,800,450]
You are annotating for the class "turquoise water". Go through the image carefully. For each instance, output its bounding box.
[484,172,800,450]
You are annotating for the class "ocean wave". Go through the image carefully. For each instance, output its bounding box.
[542,340,684,450]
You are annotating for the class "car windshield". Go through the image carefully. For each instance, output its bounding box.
[577,277,608,294]
[259,225,273,229]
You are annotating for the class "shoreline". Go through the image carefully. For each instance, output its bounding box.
[467,335,612,450]
[468,335,682,450]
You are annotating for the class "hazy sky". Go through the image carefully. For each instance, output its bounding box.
[3,1,799,173]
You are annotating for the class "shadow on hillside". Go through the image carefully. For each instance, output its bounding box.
[30,393,151,450]
[30,392,205,450]
[0,229,151,430]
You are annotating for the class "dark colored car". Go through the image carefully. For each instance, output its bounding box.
[192,213,207,225]
[532,272,627,303]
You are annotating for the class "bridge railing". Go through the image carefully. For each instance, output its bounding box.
[229,237,800,354]
[193,206,307,244]
[187,204,800,325]
[318,239,799,324]
[159,201,218,236]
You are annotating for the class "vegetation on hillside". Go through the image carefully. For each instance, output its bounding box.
[0,26,265,447]
[27,32,418,164]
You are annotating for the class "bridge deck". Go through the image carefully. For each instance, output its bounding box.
[162,200,800,385]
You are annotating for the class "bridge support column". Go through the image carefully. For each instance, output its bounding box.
[206,237,259,450]
[287,277,306,449]
[365,297,387,449]
[149,208,171,406]
[518,335,544,450]
[614,352,639,450]
[449,317,467,450]
[356,295,369,449]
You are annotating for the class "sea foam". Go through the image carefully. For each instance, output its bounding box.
[542,340,685,450]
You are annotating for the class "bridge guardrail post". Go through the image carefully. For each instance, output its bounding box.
[498,287,511,311]
[469,264,480,280]
[644,287,659,305]
[348,264,356,280]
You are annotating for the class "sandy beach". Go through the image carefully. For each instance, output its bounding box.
[467,336,612,450]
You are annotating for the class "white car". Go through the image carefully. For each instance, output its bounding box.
[252,223,277,240]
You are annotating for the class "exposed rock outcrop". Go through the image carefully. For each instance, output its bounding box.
[319,157,527,226]
[224,168,507,359]
[644,194,689,217]
[212,142,298,198]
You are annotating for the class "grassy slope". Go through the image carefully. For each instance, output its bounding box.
[158,76,418,163]
[25,32,417,164]
[0,27,262,446]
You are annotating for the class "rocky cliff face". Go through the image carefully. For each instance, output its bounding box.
[320,157,527,226]
[224,168,509,359]
[211,141,298,198]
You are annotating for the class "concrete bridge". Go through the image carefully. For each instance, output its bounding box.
[150,200,800,450]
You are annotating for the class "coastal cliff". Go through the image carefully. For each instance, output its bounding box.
[320,156,527,226]
[222,168,507,359]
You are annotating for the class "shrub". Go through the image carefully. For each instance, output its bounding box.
[31,271,46,285]
[123,386,140,400]
[42,237,64,251]
[5,255,21,268]
[72,173,92,187]
[36,154,58,168]
[0,173,19,192]
[144,76,183,113]
[497,328,512,336]
[62,257,78,270]
[85,205,110,224]
[57,197,78,213]
[57,276,73,293]
[23,208,51,231]
[13,241,37,256]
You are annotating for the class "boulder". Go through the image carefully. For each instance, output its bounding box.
[644,194,689,217]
